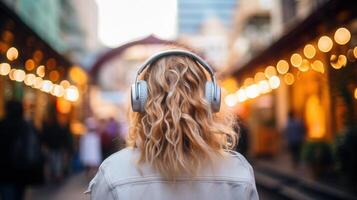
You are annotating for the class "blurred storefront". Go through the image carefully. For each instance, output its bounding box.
[224,0,357,157]
[0,2,87,134]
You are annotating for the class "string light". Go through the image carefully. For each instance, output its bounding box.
[24,74,36,86]
[0,63,11,76]
[6,47,18,61]
[311,60,325,73]
[224,94,237,107]
[318,36,333,52]
[303,44,316,59]
[236,88,247,102]
[65,86,79,102]
[276,60,289,74]
[298,59,310,72]
[268,76,280,89]
[14,69,25,82]
[283,73,295,85]
[334,27,351,45]
[265,66,277,78]
[290,53,302,67]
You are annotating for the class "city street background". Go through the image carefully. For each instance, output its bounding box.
[0,0,356,199]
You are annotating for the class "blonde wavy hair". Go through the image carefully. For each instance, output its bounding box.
[127,53,237,180]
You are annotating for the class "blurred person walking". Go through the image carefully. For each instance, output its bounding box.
[284,111,306,168]
[41,114,70,183]
[0,101,43,200]
[79,118,102,180]
[87,50,258,200]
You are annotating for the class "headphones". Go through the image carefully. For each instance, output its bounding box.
[131,49,221,113]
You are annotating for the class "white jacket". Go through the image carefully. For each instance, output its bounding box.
[87,148,259,200]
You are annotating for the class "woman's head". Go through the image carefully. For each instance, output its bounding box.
[127,52,237,179]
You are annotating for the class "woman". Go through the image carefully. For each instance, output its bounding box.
[87,50,259,200]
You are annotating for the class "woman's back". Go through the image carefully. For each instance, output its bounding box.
[88,50,259,199]
[87,148,258,200]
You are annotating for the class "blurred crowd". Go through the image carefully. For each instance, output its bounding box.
[0,100,127,200]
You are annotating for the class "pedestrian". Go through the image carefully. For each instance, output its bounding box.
[87,50,258,200]
[79,118,102,180]
[41,114,68,183]
[284,111,306,168]
[0,100,43,200]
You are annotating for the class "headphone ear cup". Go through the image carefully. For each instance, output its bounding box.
[131,80,148,112]
[205,81,221,113]
[212,85,221,112]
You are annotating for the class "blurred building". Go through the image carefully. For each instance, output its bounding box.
[0,1,89,135]
[224,0,357,158]
[1,0,101,68]
[177,0,238,68]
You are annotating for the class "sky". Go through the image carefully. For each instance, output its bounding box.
[95,0,178,47]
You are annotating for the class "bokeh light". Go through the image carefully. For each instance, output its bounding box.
[303,44,316,59]
[283,73,295,85]
[276,60,289,74]
[318,36,333,52]
[334,27,351,45]
[6,47,19,61]
[224,94,237,107]
[14,69,26,82]
[268,75,280,89]
[24,74,36,86]
[290,53,302,67]
[65,86,80,102]
[265,66,277,78]
[0,63,11,76]
[36,65,45,78]
[236,88,247,102]
[311,60,325,73]
[298,59,310,72]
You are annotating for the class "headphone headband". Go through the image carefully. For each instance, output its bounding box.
[135,49,217,84]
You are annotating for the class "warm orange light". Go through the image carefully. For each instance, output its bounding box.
[236,88,247,102]
[6,47,18,61]
[65,86,79,102]
[264,66,277,78]
[69,66,88,85]
[330,55,342,69]
[14,69,26,82]
[311,60,325,73]
[318,36,333,52]
[268,75,280,89]
[305,95,326,139]
[9,69,16,80]
[0,63,11,76]
[36,65,45,78]
[25,59,35,71]
[254,72,265,82]
[51,84,65,97]
[354,88,357,100]
[298,59,310,72]
[224,94,237,107]
[24,74,36,86]
[354,47,357,59]
[244,77,254,86]
[56,98,72,114]
[33,77,43,89]
[33,50,43,62]
[303,44,316,59]
[222,78,238,93]
[334,27,351,45]
[245,84,259,98]
[290,53,303,67]
[283,73,295,85]
[276,60,289,74]
[257,80,271,94]
[60,80,71,89]
[338,55,347,67]
[49,70,60,82]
